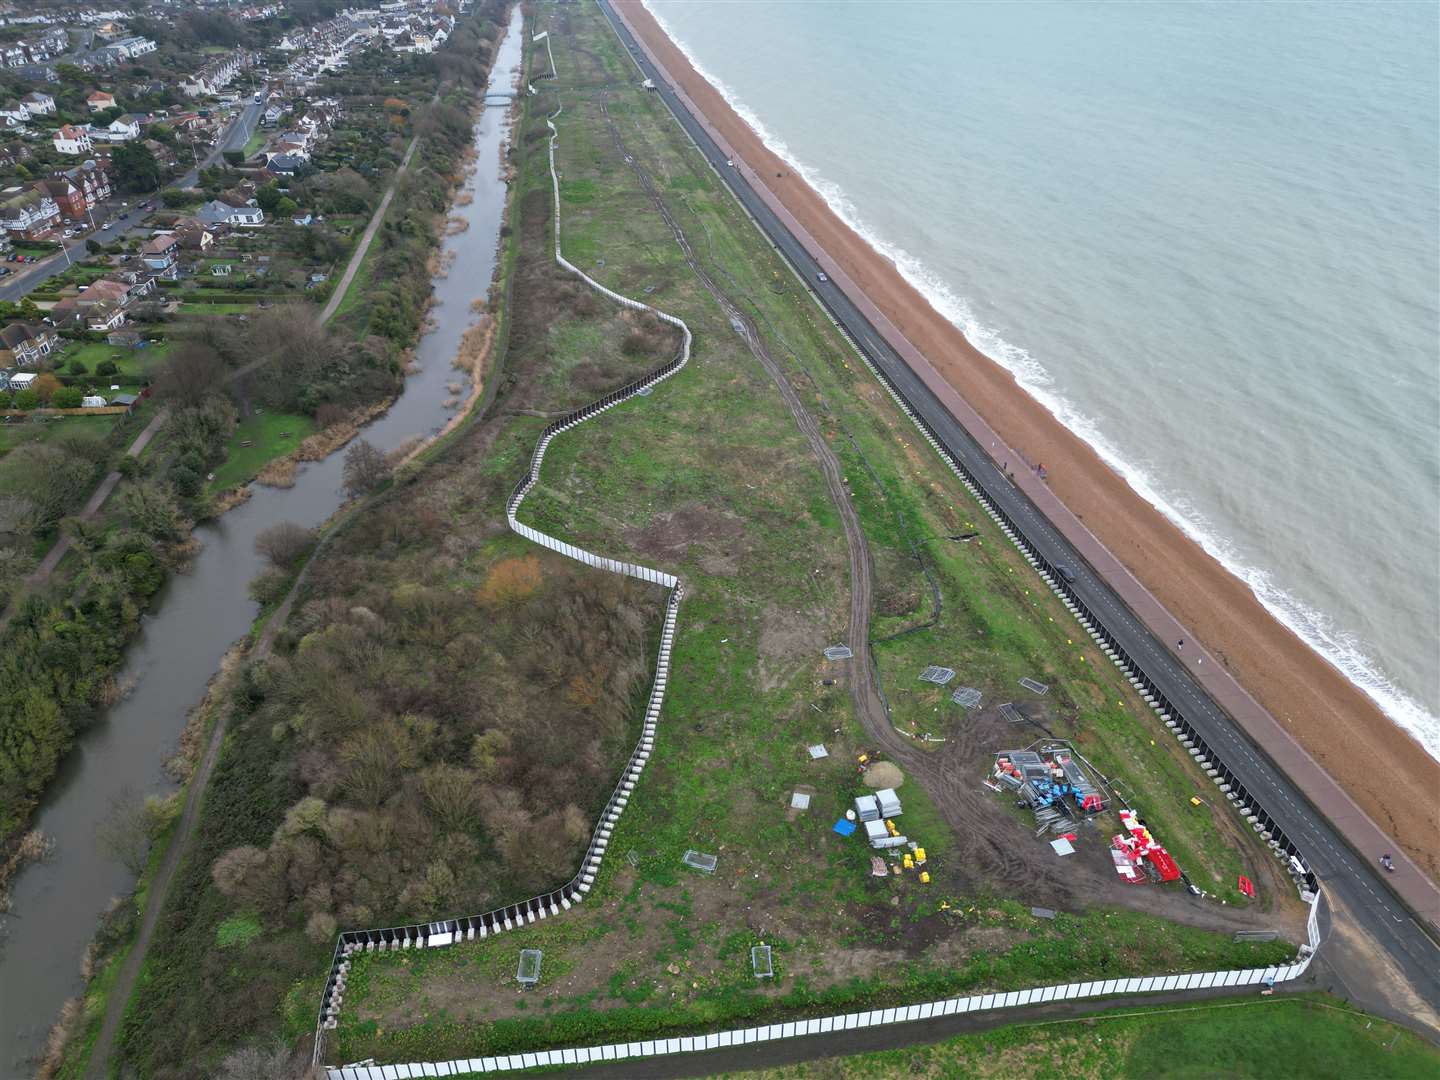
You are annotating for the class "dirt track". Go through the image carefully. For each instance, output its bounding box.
[596,88,1288,940]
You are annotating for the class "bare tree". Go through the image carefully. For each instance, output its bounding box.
[96,789,170,876]
[211,1039,306,1080]
[0,494,37,537]
[154,342,228,407]
[254,522,314,568]
[342,440,390,499]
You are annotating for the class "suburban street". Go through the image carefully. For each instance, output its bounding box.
[597,0,1440,1037]
[0,99,264,304]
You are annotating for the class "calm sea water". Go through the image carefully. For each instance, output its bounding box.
[645,0,1440,757]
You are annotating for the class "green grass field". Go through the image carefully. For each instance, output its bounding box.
[724,995,1440,1080]
[0,413,113,459]
[177,302,258,315]
[206,411,315,492]
[55,340,172,382]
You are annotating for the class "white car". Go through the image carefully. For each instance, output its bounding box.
[100,221,113,231]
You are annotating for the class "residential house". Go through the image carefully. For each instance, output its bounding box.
[93,113,143,142]
[180,51,251,98]
[265,152,305,176]
[86,90,116,112]
[196,199,263,227]
[0,322,59,367]
[50,295,126,331]
[0,100,28,125]
[53,124,93,155]
[0,186,60,239]
[174,219,215,251]
[84,300,125,331]
[140,232,178,278]
[261,103,283,126]
[61,160,111,210]
[37,177,87,221]
[101,36,156,60]
[19,91,55,115]
[0,142,31,169]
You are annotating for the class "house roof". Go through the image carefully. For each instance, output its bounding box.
[87,90,115,101]
[0,322,49,348]
[141,233,177,254]
[54,124,88,140]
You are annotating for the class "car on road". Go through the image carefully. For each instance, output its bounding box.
[100,221,113,230]
[1053,563,1077,584]
[816,271,829,283]
[0,266,11,276]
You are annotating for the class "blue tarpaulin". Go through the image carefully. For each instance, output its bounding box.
[832,818,856,837]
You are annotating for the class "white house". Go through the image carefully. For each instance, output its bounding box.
[52,124,93,155]
[0,101,29,125]
[20,91,55,115]
[100,113,143,141]
[86,90,116,112]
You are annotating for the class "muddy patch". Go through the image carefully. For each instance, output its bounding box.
[627,503,745,572]
[757,604,828,692]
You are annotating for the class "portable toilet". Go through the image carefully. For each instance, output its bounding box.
[876,788,902,818]
[854,794,880,823]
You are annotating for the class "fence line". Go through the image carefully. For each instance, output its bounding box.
[312,95,693,1066]
[325,893,1321,1078]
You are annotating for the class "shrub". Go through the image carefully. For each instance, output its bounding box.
[96,359,118,376]
[51,386,84,409]
[254,522,313,568]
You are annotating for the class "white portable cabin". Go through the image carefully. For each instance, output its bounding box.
[854,794,880,823]
[875,788,903,818]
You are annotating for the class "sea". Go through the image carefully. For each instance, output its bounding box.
[643,0,1440,758]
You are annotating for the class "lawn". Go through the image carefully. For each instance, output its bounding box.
[242,130,267,159]
[325,7,1295,1065]
[177,302,259,315]
[56,340,171,382]
[0,413,114,459]
[724,995,1440,1080]
[206,411,316,492]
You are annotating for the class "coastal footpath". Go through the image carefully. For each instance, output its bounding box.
[607,3,1440,890]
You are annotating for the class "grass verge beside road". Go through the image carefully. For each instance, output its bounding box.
[722,994,1440,1080]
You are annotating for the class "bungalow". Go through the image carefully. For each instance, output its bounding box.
[265,152,305,176]
[53,296,126,332]
[86,90,116,113]
[0,322,59,367]
[52,124,93,155]
[20,91,55,116]
[0,186,60,239]
[140,233,179,277]
[196,199,264,228]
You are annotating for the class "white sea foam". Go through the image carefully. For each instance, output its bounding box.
[642,0,1440,760]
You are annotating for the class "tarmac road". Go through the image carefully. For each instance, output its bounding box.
[0,100,264,304]
[595,0,1440,1035]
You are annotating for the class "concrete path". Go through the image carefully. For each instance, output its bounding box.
[318,134,421,324]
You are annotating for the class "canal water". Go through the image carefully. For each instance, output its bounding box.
[0,10,523,1073]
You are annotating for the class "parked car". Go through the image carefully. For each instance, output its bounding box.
[100,221,113,231]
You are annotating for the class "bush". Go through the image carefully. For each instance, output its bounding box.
[66,358,88,376]
[253,522,313,568]
[96,359,119,376]
[52,386,84,409]
[12,388,38,410]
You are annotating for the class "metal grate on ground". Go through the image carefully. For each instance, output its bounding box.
[1019,677,1049,696]
[919,665,956,685]
[951,686,982,709]
[823,645,853,660]
[682,850,718,874]
[999,702,1025,724]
